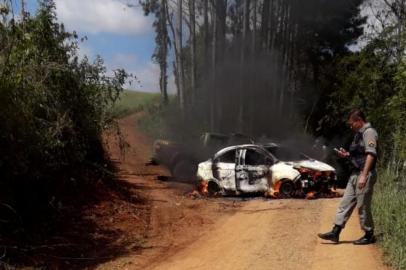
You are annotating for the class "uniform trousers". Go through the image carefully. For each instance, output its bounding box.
[334,171,377,232]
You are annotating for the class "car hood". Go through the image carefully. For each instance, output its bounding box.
[198,160,212,168]
[288,159,335,172]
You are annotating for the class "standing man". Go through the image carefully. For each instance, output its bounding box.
[318,109,378,245]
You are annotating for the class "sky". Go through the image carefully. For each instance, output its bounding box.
[25,0,171,93]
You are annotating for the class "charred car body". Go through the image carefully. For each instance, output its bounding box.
[150,133,253,181]
[196,144,337,197]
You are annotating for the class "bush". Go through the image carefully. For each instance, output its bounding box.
[0,1,127,224]
[374,160,406,270]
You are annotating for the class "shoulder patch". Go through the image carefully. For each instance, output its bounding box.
[368,140,376,147]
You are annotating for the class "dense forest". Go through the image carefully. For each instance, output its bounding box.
[142,0,404,156]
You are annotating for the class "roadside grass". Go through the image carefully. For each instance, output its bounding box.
[137,100,175,140]
[111,89,173,140]
[112,90,160,118]
[138,104,166,140]
[373,163,406,270]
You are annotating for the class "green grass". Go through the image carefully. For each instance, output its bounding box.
[111,89,173,140]
[112,90,160,118]
[136,95,178,140]
[373,164,406,270]
[137,102,170,140]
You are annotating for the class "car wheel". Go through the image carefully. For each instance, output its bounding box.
[172,160,197,183]
[208,181,221,196]
[279,180,295,198]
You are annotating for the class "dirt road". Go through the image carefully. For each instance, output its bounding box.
[100,113,391,270]
[149,198,390,270]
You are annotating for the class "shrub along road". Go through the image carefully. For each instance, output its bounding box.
[98,112,392,270]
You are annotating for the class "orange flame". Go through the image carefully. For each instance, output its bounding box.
[188,180,209,198]
[265,181,282,198]
[306,191,316,200]
[198,180,209,195]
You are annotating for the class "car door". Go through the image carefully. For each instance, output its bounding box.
[212,148,237,191]
[236,148,272,193]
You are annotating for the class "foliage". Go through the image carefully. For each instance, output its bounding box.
[373,162,406,270]
[0,0,127,220]
[314,37,406,159]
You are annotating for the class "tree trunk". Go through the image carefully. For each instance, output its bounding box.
[268,0,275,51]
[160,0,169,104]
[189,0,196,105]
[203,0,209,66]
[20,0,25,20]
[216,0,227,128]
[238,0,250,132]
[252,0,257,53]
[175,0,185,111]
[243,0,251,49]
[217,0,227,59]
[210,0,217,131]
[261,0,270,50]
[271,0,282,52]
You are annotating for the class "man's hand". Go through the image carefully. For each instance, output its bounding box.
[358,173,367,190]
[336,147,350,158]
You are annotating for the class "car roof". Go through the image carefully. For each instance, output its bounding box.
[214,144,277,161]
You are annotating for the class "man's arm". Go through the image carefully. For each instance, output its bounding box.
[358,154,375,189]
[358,127,378,189]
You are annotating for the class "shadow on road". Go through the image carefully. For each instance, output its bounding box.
[1,179,152,269]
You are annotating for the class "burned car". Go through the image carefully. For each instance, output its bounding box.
[150,132,253,181]
[196,144,336,198]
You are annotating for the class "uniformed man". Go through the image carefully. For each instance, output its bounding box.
[318,109,378,245]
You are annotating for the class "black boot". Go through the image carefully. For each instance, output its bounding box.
[353,230,376,245]
[318,225,342,243]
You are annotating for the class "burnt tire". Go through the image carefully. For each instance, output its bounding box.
[207,181,221,196]
[279,180,295,198]
[172,160,197,183]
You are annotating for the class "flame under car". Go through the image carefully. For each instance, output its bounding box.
[196,144,337,197]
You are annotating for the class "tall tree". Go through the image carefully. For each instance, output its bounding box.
[209,0,217,130]
[140,0,169,104]
[252,0,257,52]
[142,0,366,137]
[380,0,406,62]
[189,0,196,104]
[175,0,185,110]
[260,0,270,50]
[159,0,169,104]
[203,0,209,64]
